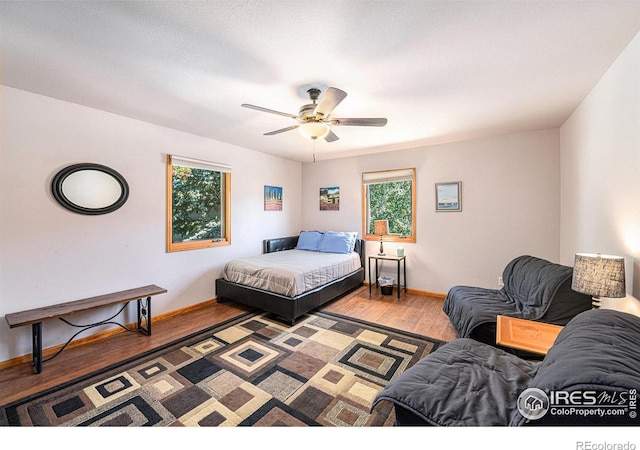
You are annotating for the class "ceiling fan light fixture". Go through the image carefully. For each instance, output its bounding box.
[299,121,329,140]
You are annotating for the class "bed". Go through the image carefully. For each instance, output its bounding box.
[215,232,366,324]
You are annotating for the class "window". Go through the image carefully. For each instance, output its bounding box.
[166,155,231,252]
[362,168,416,243]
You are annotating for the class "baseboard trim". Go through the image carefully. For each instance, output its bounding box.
[364,282,446,299]
[409,289,447,299]
[0,298,219,371]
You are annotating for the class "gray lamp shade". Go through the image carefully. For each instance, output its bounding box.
[572,253,626,298]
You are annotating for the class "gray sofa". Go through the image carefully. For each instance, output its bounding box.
[372,309,640,426]
[442,255,592,347]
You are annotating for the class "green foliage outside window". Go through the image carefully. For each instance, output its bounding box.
[367,180,413,236]
[172,166,223,243]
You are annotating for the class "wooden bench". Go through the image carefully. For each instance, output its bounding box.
[5,284,167,374]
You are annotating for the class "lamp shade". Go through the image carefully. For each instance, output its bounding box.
[572,253,626,298]
[299,122,329,140]
[374,220,389,236]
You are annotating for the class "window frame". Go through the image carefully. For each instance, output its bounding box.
[166,154,231,252]
[361,168,416,244]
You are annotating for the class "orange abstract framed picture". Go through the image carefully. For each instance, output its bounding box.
[320,186,339,211]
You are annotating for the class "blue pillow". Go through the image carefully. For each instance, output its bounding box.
[345,231,358,251]
[317,231,354,254]
[296,231,323,251]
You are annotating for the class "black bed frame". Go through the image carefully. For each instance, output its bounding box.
[215,236,366,325]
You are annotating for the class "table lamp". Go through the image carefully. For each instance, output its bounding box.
[374,220,389,256]
[571,253,626,309]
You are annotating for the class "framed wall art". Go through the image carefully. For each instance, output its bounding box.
[320,186,339,211]
[264,185,283,211]
[435,181,461,212]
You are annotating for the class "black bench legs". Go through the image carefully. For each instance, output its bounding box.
[137,296,152,335]
[29,296,153,374]
[32,322,43,374]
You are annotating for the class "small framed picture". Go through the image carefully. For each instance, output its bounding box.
[264,185,283,211]
[319,186,339,211]
[435,181,461,212]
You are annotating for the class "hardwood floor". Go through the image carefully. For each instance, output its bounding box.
[0,286,457,406]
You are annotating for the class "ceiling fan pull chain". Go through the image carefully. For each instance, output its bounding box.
[313,139,316,163]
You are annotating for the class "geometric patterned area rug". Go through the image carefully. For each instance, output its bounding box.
[0,310,444,427]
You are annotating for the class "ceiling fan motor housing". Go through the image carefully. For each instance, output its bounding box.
[299,103,318,122]
[299,88,323,122]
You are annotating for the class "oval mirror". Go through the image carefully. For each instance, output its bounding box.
[52,163,129,215]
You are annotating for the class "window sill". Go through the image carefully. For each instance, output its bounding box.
[364,234,415,244]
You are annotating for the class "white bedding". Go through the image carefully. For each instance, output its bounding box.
[222,249,362,297]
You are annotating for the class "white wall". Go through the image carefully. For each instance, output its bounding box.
[0,87,302,362]
[560,31,640,314]
[302,129,561,294]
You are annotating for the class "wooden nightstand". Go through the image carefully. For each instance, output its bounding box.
[496,315,564,355]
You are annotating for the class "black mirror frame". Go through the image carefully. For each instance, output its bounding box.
[51,163,130,215]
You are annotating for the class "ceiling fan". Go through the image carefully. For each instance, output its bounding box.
[241,87,387,142]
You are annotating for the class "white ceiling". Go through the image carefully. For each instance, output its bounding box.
[1,1,639,163]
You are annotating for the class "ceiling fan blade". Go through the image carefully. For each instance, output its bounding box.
[241,104,298,119]
[329,118,387,127]
[314,87,347,118]
[264,125,299,136]
[324,129,339,142]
